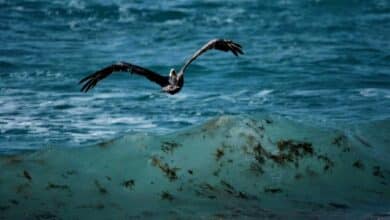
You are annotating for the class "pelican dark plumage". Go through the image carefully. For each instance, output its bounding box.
[79,39,243,95]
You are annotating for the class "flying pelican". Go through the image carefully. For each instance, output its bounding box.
[79,39,243,95]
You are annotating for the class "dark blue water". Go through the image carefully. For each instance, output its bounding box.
[1,0,389,151]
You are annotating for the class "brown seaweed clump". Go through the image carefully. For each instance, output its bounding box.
[252,143,267,165]
[332,135,347,147]
[352,160,364,170]
[332,135,351,152]
[94,180,108,194]
[271,139,314,167]
[195,181,252,200]
[328,202,350,209]
[46,182,70,192]
[250,162,264,175]
[264,187,283,194]
[161,141,182,154]
[317,155,334,171]
[215,148,225,161]
[246,139,321,176]
[151,156,179,181]
[195,182,217,199]
[277,140,313,155]
[122,179,135,190]
[372,166,385,179]
[77,203,105,210]
[220,180,251,200]
[23,170,32,181]
[161,191,174,201]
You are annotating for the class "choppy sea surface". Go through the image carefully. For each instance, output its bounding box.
[1,0,389,151]
[0,0,389,219]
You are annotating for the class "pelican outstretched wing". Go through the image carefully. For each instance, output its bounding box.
[79,62,169,92]
[179,39,243,75]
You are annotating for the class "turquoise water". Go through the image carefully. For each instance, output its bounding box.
[0,0,390,218]
[1,115,389,219]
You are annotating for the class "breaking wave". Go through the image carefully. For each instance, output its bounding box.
[1,115,389,219]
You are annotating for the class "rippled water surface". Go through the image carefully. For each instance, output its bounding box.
[0,0,389,151]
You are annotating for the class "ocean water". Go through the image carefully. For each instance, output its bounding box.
[1,0,389,151]
[0,0,389,219]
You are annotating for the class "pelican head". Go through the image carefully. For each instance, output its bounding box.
[169,68,176,77]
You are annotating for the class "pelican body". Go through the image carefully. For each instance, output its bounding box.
[162,69,183,95]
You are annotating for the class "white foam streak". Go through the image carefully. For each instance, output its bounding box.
[358,88,390,98]
[254,89,273,98]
